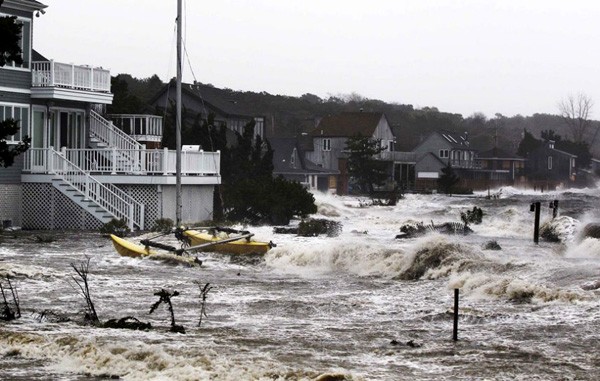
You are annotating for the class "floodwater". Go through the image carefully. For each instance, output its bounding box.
[1,186,599,380]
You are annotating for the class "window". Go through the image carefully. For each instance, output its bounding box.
[439,149,449,158]
[0,104,29,143]
[548,156,553,170]
[323,138,331,151]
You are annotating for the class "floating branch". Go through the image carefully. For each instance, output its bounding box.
[149,288,185,333]
[0,275,20,321]
[69,258,99,325]
[196,281,212,327]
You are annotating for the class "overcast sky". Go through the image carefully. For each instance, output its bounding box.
[33,0,600,118]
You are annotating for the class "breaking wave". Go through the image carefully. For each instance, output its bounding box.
[449,271,589,303]
[0,330,341,381]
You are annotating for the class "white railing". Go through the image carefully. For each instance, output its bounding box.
[24,148,143,230]
[24,148,220,176]
[107,114,163,142]
[32,60,111,92]
[104,183,145,230]
[90,110,144,151]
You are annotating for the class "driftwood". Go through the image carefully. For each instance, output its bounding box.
[103,316,152,330]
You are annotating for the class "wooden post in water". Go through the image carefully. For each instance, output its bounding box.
[530,202,541,244]
[453,288,459,341]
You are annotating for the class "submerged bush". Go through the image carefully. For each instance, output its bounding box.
[461,206,483,226]
[153,218,174,233]
[298,218,342,237]
[100,218,130,237]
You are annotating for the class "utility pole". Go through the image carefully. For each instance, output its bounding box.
[175,0,182,225]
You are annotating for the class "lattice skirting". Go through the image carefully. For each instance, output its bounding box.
[0,184,22,227]
[22,183,103,230]
[21,183,214,231]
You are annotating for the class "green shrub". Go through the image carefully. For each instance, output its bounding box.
[100,218,130,237]
[153,218,174,233]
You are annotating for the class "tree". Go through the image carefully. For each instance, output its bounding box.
[220,122,315,225]
[345,135,388,195]
[0,5,29,167]
[558,93,593,143]
[517,129,541,158]
[0,4,23,67]
[438,163,460,194]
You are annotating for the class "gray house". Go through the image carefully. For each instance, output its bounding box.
[270,137,338,192]
[0,0,220,230]
[412,130,477,190]
[304,111,415,194]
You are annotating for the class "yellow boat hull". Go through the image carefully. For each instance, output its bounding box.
[183,230,271,255]
[110,234,200,266]
[110,234,154,257]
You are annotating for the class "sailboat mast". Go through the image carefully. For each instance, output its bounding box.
[175,0,183,225]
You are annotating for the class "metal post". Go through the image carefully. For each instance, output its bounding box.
[453,288,459,341]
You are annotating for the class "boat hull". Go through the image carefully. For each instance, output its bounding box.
[183,230,271,255]
[110,234,154,257]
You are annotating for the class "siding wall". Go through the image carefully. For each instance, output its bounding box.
[0,154,24,184]
[0,90,30,104]
[0,184,22,227]
[0,69,31,90]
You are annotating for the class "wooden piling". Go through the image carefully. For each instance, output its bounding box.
[453,288,459,341]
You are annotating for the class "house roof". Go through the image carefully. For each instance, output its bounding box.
[478,147,525,161]
[1,0,46,12]
[151,81,261,119]
[32,49,48,62]
[436,130,472,149]
[309,112,385,137]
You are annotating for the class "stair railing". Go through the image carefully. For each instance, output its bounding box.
[49,148,143,230]
[90,110,145,172]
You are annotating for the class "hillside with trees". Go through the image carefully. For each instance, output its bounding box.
[109,74,600,160]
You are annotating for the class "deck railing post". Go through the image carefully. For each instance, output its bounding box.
[49,60,55,86]
[111,147,117,175]
[163,147,169,175]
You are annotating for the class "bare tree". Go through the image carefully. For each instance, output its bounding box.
[558,93,594,143]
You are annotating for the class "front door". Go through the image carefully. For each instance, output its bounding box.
[31,109,46,171]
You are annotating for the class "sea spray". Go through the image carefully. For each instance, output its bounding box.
[265,240,407,277]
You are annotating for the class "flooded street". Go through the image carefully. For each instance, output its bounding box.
[1,187,599,380]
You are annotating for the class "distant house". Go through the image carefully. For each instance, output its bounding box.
[526,140,576,187]
[475,147,526,185]
[270,137,338,192]
[412,130,477,190]
[0,0,220,230]
[150,82,267,144]
[304,111,415,194]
